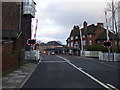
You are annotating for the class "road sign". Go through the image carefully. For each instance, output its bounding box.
[103,41,112,47]
[27,39,36,45]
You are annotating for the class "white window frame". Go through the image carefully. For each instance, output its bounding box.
[71,36,73,40]
[89,40,92,45]
[83,35,85,38]
[71,42,74,47]
[83,40,86,46]
[75,36,78,39]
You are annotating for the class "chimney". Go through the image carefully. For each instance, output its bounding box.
[73,25,79,30]
[73,25,76,30]
[83,21,87,31]
[97,23,103,28]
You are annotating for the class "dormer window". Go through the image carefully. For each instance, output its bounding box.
[71,36,73,40]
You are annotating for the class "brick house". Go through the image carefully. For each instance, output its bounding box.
[2,0,36,72]
[66,21,117,52]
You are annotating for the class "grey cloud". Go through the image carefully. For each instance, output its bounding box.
[34,1,107,44]
[44,2,105,26]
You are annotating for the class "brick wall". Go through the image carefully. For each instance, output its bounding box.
[2,2,33,72]
[2,2,20,72]
[2,42,19,71]
[2,2,20,31]
[21,14,32,51]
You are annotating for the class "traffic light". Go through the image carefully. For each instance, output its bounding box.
[103,41,112,47]
[27,39,36,45]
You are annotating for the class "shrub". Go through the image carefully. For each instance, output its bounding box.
[86,45,108,52]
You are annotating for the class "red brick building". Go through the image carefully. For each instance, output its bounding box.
[66,21,118,51]
[2,1,36,72]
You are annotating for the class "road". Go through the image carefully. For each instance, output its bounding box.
[22,55,120,89]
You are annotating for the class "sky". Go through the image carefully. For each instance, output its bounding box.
[32,0,119,44]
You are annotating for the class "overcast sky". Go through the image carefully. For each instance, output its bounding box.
[32,0,119,44]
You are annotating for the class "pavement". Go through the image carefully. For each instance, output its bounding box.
[2,60,40,89]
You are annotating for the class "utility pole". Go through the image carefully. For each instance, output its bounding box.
[112,0,115,62]
[105,11,110,61]
[79,25,83,56]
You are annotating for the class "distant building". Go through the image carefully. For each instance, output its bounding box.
[39,41,63,54]
[66,21,117,52]
[2,1,36,72]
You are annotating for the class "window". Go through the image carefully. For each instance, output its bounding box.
[83,35,85,38]
[75,36,78,39]
[89,35,92,38]
[89,40,92,45]
[74,41,78,48]
[83,40,86,46]
[97,41,100,43]
[71,42,73,47]
[68,43,70,47]
[71,36,73,40]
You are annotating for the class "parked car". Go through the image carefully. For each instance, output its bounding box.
[50,50,55,55]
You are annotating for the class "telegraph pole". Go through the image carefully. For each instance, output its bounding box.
[79,25,83,56]
[105,11,110,61]
[112,0,115,62]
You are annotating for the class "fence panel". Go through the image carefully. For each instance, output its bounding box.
[99,52,120,61]
[82,51,99,57]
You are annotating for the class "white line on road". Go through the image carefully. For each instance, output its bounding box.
[107,84,119,90]
[40,61,66,63]
[38,57,42,64]
[57,55,113,90]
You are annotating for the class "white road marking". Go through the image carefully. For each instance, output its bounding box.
[38,57,42,64]
[79,67,82,70]
[40,61,66,63]
[57,55,112,90]
[107,84,119,90]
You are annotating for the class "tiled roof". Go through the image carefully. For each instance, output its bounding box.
[81,24,97,35]
[96,30,118,40]
[40,41,62,46]
[47,41,62,46]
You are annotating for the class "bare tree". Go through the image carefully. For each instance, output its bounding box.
[105,1,120,52]
[105,2,118,34]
